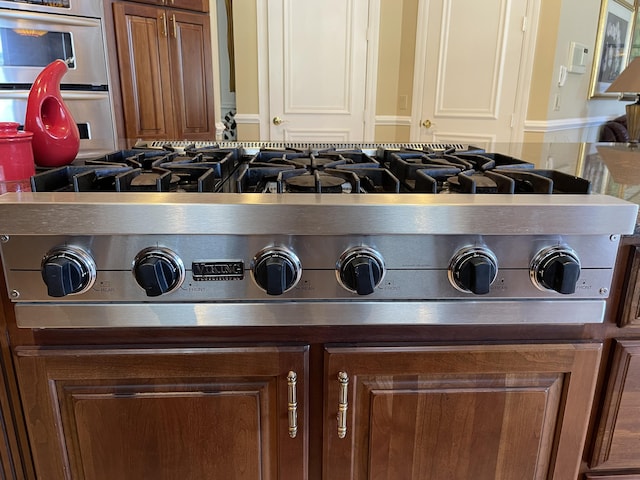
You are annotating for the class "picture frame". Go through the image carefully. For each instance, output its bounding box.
[617,0,636,8]
[589,0,635,98]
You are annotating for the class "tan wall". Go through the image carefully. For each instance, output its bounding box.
[527,0,561,121]
[376,0,418,117]
[375,125,411,142]
[231,0,259,117]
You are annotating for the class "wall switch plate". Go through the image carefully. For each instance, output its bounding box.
[568,41,588,74]
[398,95,408,110]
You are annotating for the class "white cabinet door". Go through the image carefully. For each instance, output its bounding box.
[417,0,532,148]
[267,0,370,141]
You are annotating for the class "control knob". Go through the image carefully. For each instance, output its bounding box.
[449,246,498,295]
[133,247,185,297]
[251,246,302,295]
[336,246,385,295]
[530,246,581,295]
[41,245,97,297]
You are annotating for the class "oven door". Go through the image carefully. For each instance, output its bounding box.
[0,89,116,157]
[0,8,107,86]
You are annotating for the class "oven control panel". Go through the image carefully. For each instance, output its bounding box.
[0,233,621,302]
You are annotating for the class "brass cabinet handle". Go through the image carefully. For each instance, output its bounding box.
[287,371,298,438]
[273,116,284,126]
[422,119,432,128]
[160,13,167,37]
[337,371,349,439]
[170,14,177,38]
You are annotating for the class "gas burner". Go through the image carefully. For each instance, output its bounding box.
[390,152,542,192]
[234,164,295,193]
[314,150,380,167]
[376,144,485,163]
[31,148,236,192]
[284,172,344,193]
[28,144,593,195]
[278,169,360,193]
[439,169,592,194]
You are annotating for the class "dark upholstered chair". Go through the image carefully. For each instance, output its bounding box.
[599,115,629,142]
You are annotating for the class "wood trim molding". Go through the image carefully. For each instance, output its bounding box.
[619,245,640,327]
[409,0,429,141]
[234,113,261,124]
[510,0,542,144]
[375,115,412,126]
[363,0,381,141]
[524,116,612,133]
[589,340,640,470]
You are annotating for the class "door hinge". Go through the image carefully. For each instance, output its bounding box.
[510,114,515,128]
[522,16,528,32]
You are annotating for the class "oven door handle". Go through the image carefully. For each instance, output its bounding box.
[0,9,100,28]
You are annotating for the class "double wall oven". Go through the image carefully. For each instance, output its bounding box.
[0,0,116,157]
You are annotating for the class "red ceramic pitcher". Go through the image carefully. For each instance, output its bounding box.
[25,59,80,167]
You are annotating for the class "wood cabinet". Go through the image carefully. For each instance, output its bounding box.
[14,345,308,479]
[591,340,640,472]
[113,2,215,145]
[13,340,600,479]
[324,343,601,480]
[619,246,640,327]
[585,475,640,479]
[124,0,208,13]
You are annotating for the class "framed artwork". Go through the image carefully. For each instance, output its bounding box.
[589,0,635,98]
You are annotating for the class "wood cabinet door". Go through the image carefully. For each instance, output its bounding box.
[619,246,640,327]
[324,343,601,480]
[168,10,216,140]
[591,339,640,470]
[113,2,176,143]
[15,345,308,479]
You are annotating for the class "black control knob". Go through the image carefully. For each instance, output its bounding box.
[531,246,581,295]
[449,247,498,295]
[337,247,385,295]
[251,247,302,295]
[133,247,185,297]
[41,246,96,297]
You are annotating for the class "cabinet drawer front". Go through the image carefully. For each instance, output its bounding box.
[591,339,640,470]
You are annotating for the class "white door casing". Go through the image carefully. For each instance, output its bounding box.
[263,0,375,141]
[412,0,539,151]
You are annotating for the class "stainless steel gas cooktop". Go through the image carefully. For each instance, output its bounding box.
[0,142,637,328]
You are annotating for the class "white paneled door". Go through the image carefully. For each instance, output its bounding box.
[417,0,533,148]
[266,0,370,141]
